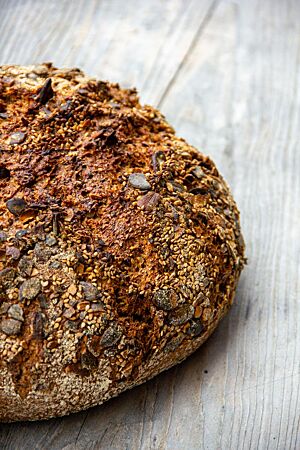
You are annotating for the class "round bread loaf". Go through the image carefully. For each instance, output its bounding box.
[0,64,245,422]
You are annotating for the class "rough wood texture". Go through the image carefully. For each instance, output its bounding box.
[0,0,299,448]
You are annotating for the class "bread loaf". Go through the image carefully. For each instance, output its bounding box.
[0,64,245,421]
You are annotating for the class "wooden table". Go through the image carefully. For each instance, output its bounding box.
[0,0,299,448]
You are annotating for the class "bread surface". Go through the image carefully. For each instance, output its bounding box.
[0,64,245,421]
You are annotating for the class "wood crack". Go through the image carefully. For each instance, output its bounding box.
[157,0,220,108]
[74,411,89,447]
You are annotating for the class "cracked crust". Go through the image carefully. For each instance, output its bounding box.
[0,64,245,421]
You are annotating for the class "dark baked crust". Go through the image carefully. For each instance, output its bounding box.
[0,64,245,421]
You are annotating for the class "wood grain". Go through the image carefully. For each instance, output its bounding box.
[0,0,300,449]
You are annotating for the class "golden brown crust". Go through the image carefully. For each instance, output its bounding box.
[0,63,245,421]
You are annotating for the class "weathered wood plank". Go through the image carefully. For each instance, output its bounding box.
[158,0,300,449]
[0,0,214,101]
[0,0,300,449]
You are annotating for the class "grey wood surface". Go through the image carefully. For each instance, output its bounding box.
[0,0,299,448]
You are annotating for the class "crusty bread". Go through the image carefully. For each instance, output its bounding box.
[0,64,245,422]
